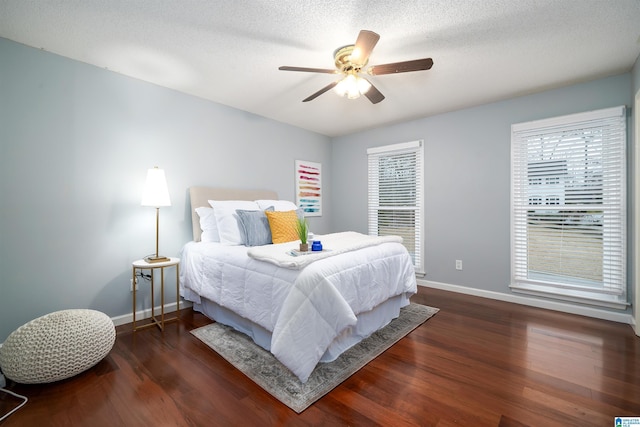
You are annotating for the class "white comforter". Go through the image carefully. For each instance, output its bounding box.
[180,232,417,382]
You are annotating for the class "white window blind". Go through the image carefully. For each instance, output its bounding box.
[368,140,423,273]
[510,106,627,307]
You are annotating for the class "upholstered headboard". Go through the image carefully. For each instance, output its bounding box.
[189,186,278,242]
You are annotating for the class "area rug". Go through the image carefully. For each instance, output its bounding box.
[190,303,439,413]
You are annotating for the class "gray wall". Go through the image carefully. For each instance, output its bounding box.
[634,54,640,95]
[0,38,332,342]
[331,73,634,315]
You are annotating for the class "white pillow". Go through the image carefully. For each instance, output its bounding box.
[208,200,260,245]
[195,207,219,242]
[255,199,298,211]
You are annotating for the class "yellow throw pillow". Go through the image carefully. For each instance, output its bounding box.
[265,210,300,244]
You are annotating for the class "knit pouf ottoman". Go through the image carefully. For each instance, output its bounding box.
[0,309,115,384]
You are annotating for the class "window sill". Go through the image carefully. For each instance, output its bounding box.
[510,282,629,310]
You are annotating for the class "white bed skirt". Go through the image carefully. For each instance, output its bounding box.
[193,292,410,363]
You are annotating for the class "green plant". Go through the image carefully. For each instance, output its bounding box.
[295,217,308,244]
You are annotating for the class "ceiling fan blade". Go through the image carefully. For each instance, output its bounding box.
[350,30,380,66]
[368,58,433,75]
[279,66,337,74]
[302,81,339,102]
[363,80,385,104]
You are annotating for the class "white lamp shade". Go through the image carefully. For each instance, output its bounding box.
[334,74,371,99]
[141,167,171,207]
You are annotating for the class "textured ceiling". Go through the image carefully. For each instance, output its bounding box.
[1,1,640,137]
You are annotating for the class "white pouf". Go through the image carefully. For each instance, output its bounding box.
[0,309,115,384]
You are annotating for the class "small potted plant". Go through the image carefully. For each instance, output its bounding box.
[295,217,309,252]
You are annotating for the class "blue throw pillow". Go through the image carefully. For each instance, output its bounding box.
[236,207,274,246]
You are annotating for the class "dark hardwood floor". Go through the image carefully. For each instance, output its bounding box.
[1,286,639,426]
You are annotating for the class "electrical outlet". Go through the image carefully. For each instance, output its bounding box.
[130,278,139,292]
[455,260,463,270]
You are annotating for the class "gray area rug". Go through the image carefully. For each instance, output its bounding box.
[191,303,439,413]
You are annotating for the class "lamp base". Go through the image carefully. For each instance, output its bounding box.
[144,255,170,264]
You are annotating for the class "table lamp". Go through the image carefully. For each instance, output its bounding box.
[141,166,171,263]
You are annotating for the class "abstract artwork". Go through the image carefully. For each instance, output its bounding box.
[295,160,322,216]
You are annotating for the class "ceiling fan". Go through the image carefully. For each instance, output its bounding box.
[279,30,433,104]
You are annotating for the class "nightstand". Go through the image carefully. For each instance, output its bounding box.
[132,257,180,332]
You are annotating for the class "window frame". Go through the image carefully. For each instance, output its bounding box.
[510,106,628,309]
[367,140,424,274]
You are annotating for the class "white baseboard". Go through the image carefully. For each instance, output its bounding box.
[418,279,633,325]
[111,300,193,327]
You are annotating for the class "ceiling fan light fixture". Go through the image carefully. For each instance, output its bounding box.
[279,29,432,104]
[334,74,370,100]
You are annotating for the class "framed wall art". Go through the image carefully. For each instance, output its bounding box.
[295,160,322,216]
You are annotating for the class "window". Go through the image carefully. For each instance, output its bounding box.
[511,106,627,309]
[368,140,424,274]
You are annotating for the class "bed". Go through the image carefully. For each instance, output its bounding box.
[180,186,417,383]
